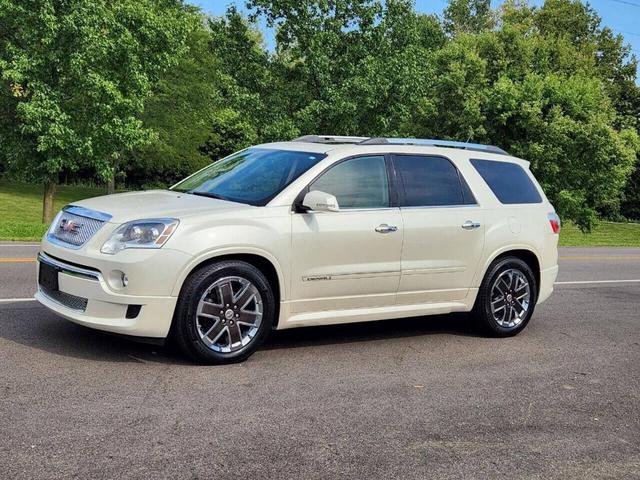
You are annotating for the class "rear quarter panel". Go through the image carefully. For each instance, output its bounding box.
[454,154,559,290]
[472,206,559,288]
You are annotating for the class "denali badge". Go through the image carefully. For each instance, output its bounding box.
[59,218,82,234]
[303,275,332,281]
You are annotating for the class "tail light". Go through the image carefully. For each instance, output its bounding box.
[548,212,561,234]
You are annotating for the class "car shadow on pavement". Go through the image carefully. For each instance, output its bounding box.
[0,301,189,364]
[0,301,482,364]
[263,313,482,351]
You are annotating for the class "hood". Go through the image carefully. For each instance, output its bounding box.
[70,190,251,224]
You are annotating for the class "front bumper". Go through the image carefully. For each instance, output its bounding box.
[35,244,190,338]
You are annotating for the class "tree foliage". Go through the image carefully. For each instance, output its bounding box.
[0,0,194,220]
[1,0,639,229]
[126,26,222,188]
[198,0,639,230]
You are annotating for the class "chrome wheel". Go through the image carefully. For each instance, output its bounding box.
[490,269,531,328]
[195,276,263,353]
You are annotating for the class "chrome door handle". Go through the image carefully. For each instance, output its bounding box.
[461,220,481,230]
[375,224,398,234]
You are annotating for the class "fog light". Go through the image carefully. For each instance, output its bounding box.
[121,273,129,287]
[125,304,142,319]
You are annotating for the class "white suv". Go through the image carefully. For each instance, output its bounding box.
[36,136,560,364]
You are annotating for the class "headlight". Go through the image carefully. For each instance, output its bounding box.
[100,218,179,255]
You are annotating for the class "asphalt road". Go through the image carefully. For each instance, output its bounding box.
[0,244,639,479]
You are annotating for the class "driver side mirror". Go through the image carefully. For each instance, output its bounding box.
[302,190,340,212]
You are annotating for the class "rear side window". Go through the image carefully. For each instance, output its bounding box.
[393,155,476,207]
[470,159,542,204]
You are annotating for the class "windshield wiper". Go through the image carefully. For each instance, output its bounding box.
[188,191,229,201]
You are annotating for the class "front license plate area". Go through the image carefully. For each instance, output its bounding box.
[39,262,59,292]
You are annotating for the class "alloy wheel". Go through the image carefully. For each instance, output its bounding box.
[195,276,263,353]
[489,268,531,328]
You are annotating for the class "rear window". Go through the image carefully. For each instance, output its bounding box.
[470,159,542,204]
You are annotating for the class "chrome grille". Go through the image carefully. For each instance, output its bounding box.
[48,206,111,249]
[40,287,88,312]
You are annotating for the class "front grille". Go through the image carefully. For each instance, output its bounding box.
[49,206,111,248]
[40,286,88,312]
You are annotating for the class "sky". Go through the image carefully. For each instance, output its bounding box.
[190,0,640,80]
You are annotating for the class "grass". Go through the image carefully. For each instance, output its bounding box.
[1,179,639,245]
[0,180,107,241]
[559,221,640,247]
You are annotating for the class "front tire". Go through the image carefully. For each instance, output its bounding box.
[473,256,537,337]
[173,260,275,364]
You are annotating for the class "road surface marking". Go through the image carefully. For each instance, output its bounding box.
[559,255,640,260]
[0,298,35,303]
[0,257,36,263]
[0,244,40,247]
[555,279,640,285]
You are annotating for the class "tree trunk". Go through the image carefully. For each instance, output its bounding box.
[107,157,119,194]
[107,175,115,195]
[42,178,57,224]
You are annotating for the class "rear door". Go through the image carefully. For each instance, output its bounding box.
[290,155,403,314]
[392,154,485,304]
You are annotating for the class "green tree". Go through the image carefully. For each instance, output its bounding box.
[622,166,640,219]
[198,6,297,161]
[0,0,194,222]
[127,25,222,187]
[246,0,446,136]
[229,0,638,230]
[444,0,495,35]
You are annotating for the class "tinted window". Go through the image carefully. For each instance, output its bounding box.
[471,159,542,204]
[394,155,471,207]
[311,156,389,209]
[460,174,477,205]
[172,148,325,206]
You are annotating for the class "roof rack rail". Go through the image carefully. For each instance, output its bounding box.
[292,135,370,145]
[359,137,508,155]
[292,135,509,155]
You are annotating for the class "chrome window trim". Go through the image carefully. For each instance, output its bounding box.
[300,207,400,213]
[400,204,481,210]
[38,252,101,281]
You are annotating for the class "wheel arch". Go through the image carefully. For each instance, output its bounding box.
[171,249,284,326]
[476,246,541,291]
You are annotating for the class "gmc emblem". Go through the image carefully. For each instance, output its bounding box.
[59,218,81,234]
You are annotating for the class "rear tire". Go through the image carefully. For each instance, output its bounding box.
[472,256,537,337]
[173,260,275,364]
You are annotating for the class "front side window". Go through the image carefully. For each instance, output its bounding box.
[172,148,326,206]
[470,159,542,204]
[394,155,473,207]
[310,156,389,209]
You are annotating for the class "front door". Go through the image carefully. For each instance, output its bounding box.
[392,154,485,304]
[290,155,403,314]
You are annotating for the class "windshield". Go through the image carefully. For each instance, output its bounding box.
[171,148,326,206]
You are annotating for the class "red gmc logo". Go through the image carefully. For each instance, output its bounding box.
[59,218,81,234]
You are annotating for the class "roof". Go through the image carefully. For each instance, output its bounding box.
[254,135,527,166]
